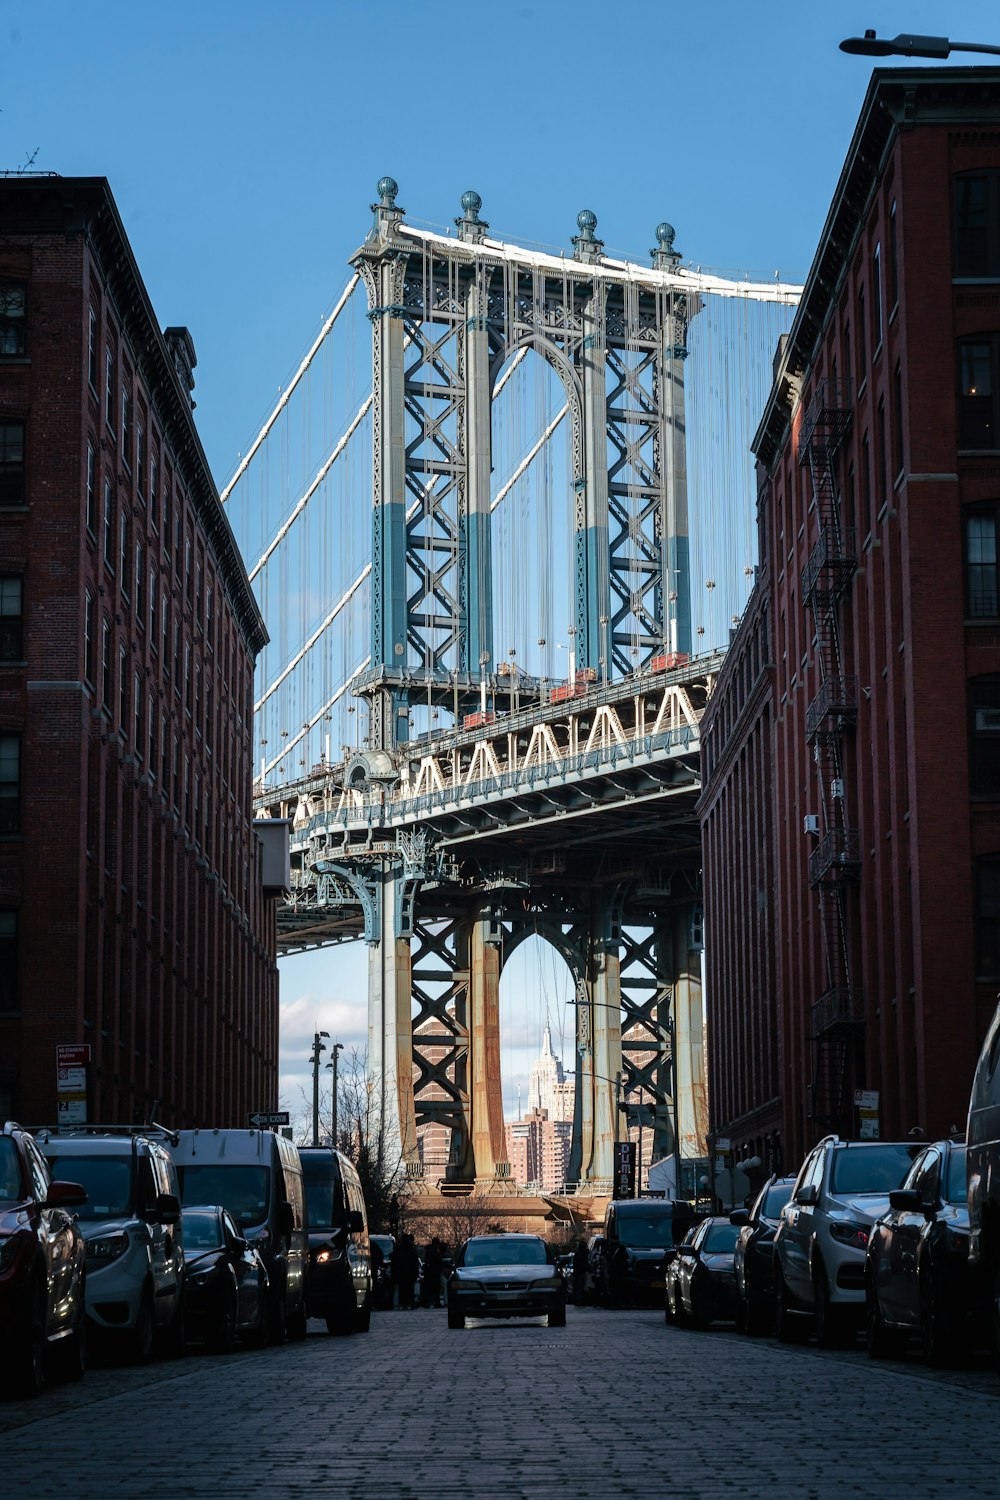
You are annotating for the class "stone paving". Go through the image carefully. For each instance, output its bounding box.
[1,1307,995,1499]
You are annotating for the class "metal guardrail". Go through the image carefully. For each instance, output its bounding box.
[802,525,858,602]
[808,827,861,886]
[811,986,865,1037]
[805,675,858,740]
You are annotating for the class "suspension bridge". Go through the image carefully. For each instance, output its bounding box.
[231,179,801,1202]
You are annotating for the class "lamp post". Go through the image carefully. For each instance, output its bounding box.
[310,1031,329,1147]
[326,1042,344,1149]
[840,30,1000,59]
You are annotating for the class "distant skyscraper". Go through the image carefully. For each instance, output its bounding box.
[528,1024,563,1115]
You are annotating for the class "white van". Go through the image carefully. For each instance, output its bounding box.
[37,1129,184,1361]
[169,1129,307,1342]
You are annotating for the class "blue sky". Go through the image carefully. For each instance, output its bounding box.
[5,0,997,1120]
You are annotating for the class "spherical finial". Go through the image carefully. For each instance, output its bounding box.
[577,208,598,234]
[377,176,399,207]
[655,222,676,250]
[461,189,482,217]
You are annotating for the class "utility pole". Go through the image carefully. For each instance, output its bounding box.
[310,1031,329,1147]
[328,1042,344,1149]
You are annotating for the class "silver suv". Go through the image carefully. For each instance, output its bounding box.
[772,1135,921,1347]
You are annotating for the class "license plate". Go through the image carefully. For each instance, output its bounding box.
[493,1290,521,1300]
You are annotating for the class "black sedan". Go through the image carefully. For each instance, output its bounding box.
[664,1217,741,1328]
[447,1234,566,1329]
[731,1175,796,1336]
[865,1139,973,1364]
[182,1205,269,1353]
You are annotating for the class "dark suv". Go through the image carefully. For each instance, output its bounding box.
[968,997,1000,1374]
[0,1122,88,1396]
[595,1199,697,1306]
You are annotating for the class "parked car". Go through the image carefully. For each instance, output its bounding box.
[447,1233,565,1329]
[732,1175,796,1336]
[0,1122,88,1397]
[298,1146,372,1335]
[773,1135,922,1347]
[370,1233,394,1308]
[664,1216,740,1327]
[865,1138,972,1364]
[968,995,1000,1374]
[169,1128,307,1343]
[594,1199,698,1306]
[38,1127,184,1363]
[582,1233,606,1304]
[181,1205,269,1353]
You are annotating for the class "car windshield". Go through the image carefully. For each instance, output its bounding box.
[463,1238,547,1267]
[178,1166,270,1228]
[45,1155,132,1219]
[703,1221,741,1253]
[616,1212,674,1248]
[182,1210,225,1250]
[300,1156,346,1229]
[0,1137,23,1200]
[762,1182,794,1218]
[829,1143,920,1195]
[945,1151,968,1204]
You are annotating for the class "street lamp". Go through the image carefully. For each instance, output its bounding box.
[309,1031,329,1147]
[325,1042,344,1149]
[840,30,1000,59]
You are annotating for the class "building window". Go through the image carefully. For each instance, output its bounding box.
[119,510,129,597]
[959,336,1000,448]
[150,453,159,527]
[136,419,146,498]
[162,595,170,666]
[0,421,25,506]
[872,243,883,349]
[861,430,871,535]
[101,619,111,707]
[103,478,114,569]
[857,285,867,378]
[0,576,22,661]
[134,670,143,755]
[893,362,904,479]
[149,568,157,642]
[135,542,143,624]
[0,280,26,356]
[88,307,98,389]
[148,692,156,770]
[888,201,899,309]
[84,589,94,682]
[105,347,115,430]
[970,677,1000,796]
[0,735,21,834]
[86,441,96,533]
[205,584,214,647]
[876,399,887,514]
[118,645,127,727]
[163,471,172,552]
[955,172,1000,279]
[0,910,16,1011]
[121,382,132,466]
[842,321,852,395]
[966,508,998,618]
[975,857,1000,979]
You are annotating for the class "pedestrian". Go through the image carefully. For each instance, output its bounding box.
[392,1232,420,1310]
[422,1236,444,1307]
[572,1237,589,1305]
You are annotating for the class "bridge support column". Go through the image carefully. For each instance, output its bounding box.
[672,906,708,1162]
[468,906,506,1189]
[576,894,621,1193]
[368,866,419,1176]
[578,289,611,673]
[462,277,493,680]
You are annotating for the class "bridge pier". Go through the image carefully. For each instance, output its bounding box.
[368,865,420,1175]
[469,904,506,1187]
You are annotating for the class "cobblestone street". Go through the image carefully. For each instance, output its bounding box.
[1,1307,995,1499]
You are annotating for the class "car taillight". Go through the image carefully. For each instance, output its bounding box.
[829,1221,869,1250]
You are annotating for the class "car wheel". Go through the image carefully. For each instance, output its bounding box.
[54,1297,87,1384]
[814,1263,848,1350]
[160,1297,186,1359]
[447,1305,464,1330]
[918,1269,956,1367]
[664,1288,675,1326]
[354,1294,372,1334]
[865,1280,903,1359]
[267,1293,287,1345]
[687,1286,708,1332]
[735,1292,746,1335]
[549,1301,566,1328]
[4,1279,48,1398]
[774,1266,807,1344]
[245,1288,269,1350]
[286,1302,308,1342]
[131,1286,156,1364]
[209,1292,237,1355]
[744,1293,770,1338]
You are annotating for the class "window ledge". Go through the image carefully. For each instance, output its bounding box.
[0,660,28,669]
[0,505,29,515]
[0,356,30,367]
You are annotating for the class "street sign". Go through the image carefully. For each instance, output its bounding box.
[854,1090,879,1109]
[614,1140,636,1198]
[56,1043,90,1125]
[247,1111,290,1128]
[56,1044,91,1067]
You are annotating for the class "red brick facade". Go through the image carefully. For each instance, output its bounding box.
[0,177,279,1128]
[700,70,1000,1168]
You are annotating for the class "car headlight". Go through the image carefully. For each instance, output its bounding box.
[314,1246,343,1264]
[455,1279,484,1293]
[86,1230,130,1264]
[829,1221,870,1250]
[530,1277,559,1291]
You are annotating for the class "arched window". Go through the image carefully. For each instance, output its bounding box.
[966,506,999,618]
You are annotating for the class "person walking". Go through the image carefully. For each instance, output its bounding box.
[422,1236,445,1307]
[572,1238,589,1305]
[392,1232,420,1310]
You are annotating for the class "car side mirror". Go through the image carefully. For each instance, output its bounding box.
[234,1235,250,1253]
[888,1188,922,1213]
[729,1208,750,1227]
[45,1179,87,1209]
[279,1201,295,1235]
[346,1210,364,1234]
[156,1192,181,1225]
[797,1183,819,1207]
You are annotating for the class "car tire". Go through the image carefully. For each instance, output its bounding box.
[814,1263,848,1350]
[447,1305,464,1330]
[744,1293,770,1338]
[209,1291,237,1355]
[687,1287,708,1331]
[774,1266,807,1344]
[131,1285,156,1364]
[549,1301,566,1328]
[54,1297,87,1383]
[160,1297,186,1359]
[865,1281,903,1359]
[354,1294,372,1334]
[268,1293,287,1345]
[4,1279,48,1398]
[245,1288,269,1350]
[735,1292,746,1335]
[286,1302,308,1342]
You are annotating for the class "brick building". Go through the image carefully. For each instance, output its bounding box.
[504,1108,571,1193]
[0,175,281,1128]
[700,69,1000,1168]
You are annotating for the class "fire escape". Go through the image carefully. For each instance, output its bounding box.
[799,379,861,1130]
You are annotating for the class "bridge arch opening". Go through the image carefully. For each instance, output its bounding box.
[490,346,576,686]
[498,931,576,1193]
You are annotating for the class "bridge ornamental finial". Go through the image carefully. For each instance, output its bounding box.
[367,177,405,244]
[377,176,399,207]
[572,208,604,264]
[651,220,682,270]
[456,188,489,244]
